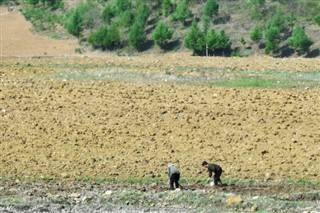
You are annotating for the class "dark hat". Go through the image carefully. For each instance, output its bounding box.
[202,161,208,166]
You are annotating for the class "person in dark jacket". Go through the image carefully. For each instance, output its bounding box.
[202,161,223,186]
[167,163,180,190]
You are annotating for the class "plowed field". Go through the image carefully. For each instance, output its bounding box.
[0,6,319,212]
[1,5,320,182]
[1,55,320,182]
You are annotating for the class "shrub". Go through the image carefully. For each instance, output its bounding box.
[87,24,121,50]
[115,0,131,15]
[173,0,192,26]
[152,21,173,49]
[136,2,151,25]
[184,20,206,55]
[267,10,285,30]
[250,24,263,43]
[102,5,115,23]
[129,21,146,51]
[116,10,134,28]
[66,8,83,37]
[314,13,320,26]
[265,25,281,54]
[88,27,107,49]
[288,26,313,55]
[28,0,38,6]
[203,0,219,18]
[206,28,231,55]
[163,0,173,17]
[287,12,296,29]
[240,37,246,45]
[247,0,265,20]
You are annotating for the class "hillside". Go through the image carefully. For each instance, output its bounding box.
[0,5,79,57]
[10,0,320,58]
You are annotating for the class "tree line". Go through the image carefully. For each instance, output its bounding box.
[21,0,320,57]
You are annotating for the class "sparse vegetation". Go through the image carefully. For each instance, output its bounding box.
[18,0,320,57]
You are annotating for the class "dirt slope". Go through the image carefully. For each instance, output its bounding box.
[0,6,79,57]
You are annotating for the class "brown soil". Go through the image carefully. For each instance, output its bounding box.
[0,7,319,183]
[0,6,79,57]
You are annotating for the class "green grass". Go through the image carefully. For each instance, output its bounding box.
[4,60,320,88]
[127,176,162,184]
[212,77,296,88]
[50,67,320,88]
[77,176,119,183]
[0,198,22,204]
[285,178,320,186]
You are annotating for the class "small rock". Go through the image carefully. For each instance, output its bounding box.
[150,182,157,188]
[68,193,81,198]
[61,173,70,178]
[82,195,93,202]
[104,190,112,196]
[250,205,258,212]
[226,195,244,205]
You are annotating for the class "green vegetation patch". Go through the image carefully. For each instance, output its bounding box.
[213,76,295,88]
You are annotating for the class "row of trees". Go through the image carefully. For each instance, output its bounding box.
[22,0,319,57]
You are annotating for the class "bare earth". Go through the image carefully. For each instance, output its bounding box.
[0,6,319,212]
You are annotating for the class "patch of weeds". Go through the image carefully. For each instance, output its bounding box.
[77,176,118,183]
[1,198,22,204]
[120,190,143,205]
[212,76,296,88]
[41,176,54,183]
[127,176,162,184]
[75,48,83,54]
[285,178,320,186]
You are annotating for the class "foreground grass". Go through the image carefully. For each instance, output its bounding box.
[0,176,319,213]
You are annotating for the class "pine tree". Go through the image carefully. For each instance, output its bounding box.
[163,0,173,17]
[173,0,191,26]
[288,26,313,55]
[203,0,219,19]
[129,21,146,51]
[265,25,281,54]
[250,24,263,43]
[315,13,320,26]
[152,22,173,49]
[184,20,206,55]
[66,8,83,37]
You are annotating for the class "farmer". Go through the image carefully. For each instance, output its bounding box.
[167,163,180,190]
[202,161,223,186]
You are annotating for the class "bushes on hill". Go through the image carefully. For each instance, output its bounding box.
[250,24,263,43]
[184,20,206,55]
[87,24,121,50]
[173,0,192,26]
[203,0,219,19]
[288,26,313,55]
[129,21,147,51]
[152,22,173,50]
[19,0,320,57]
[66,8,83,37]
[207,28,231,55]
[315,13,320,26]
[184,20,231,56]
[163,0,174,17]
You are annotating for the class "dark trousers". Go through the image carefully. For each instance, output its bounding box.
[170,173,180,190]
[214,170,222,185]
